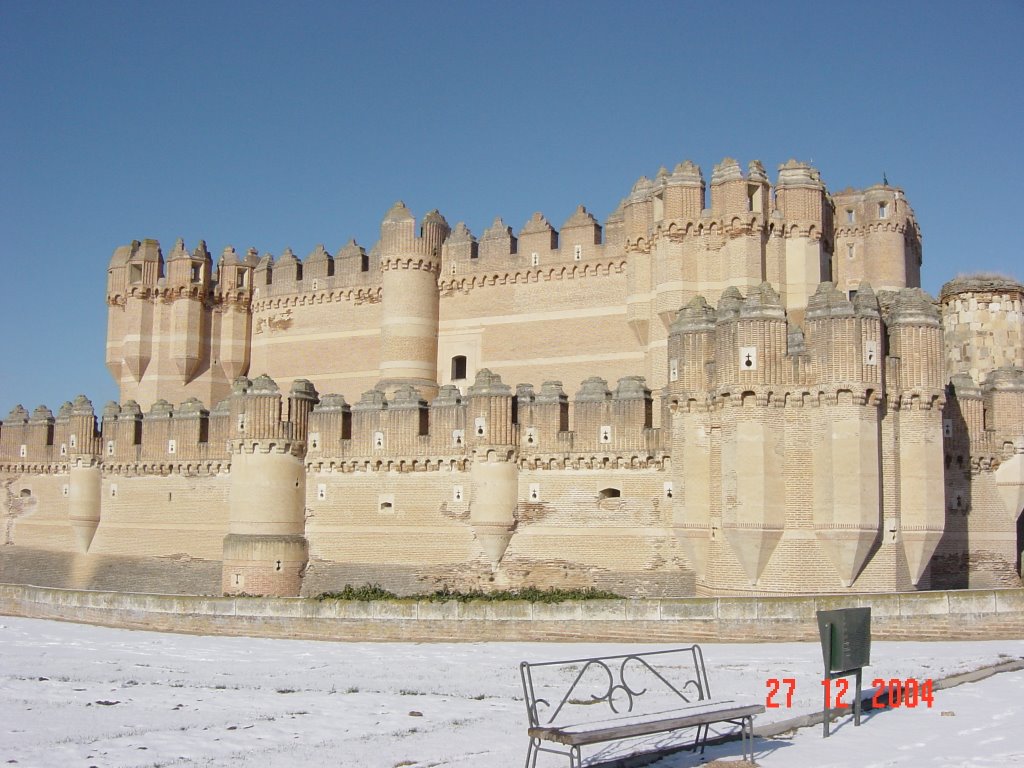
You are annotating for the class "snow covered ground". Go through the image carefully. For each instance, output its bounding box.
[1,616,1021,767]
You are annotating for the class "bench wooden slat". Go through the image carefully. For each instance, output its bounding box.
[529,701,766,746]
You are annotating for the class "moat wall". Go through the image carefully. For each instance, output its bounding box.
[2,583,1022,643]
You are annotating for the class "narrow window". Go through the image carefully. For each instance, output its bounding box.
[451,355,467,380]
[878,201,889,219]
[531,252,539,267]
[846,209,855,224]
[191,263,202,283]
[236,270,247,288]
[129,263,143,283]
[574,244,582,261]
[847,243,855,260]
[361,254,370,272]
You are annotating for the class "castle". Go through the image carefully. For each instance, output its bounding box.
[2,157,1022,598]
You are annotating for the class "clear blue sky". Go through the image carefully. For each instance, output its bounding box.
[2,1,1022,412]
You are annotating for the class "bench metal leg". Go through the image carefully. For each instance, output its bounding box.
[524,737,539,768]
[691,722,710,754]
[742,716,754,762]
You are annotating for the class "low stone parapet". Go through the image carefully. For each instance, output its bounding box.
[1,583,1021,642]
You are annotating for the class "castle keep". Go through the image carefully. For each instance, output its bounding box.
[2,157,1022,598]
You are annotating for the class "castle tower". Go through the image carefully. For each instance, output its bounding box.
[222,375,316,597]
[65,396,102,553]
[166,239,211,383]
[833,184,921,294]
[939,275,1024,385]
[465,369,518,568]
[106,239,162,385]
[707,159,769,297]
[716,283,788,586]
[887,288,947,585]
[377,203,449,399]
[624,177,654,344]
[666,297,717,582]
[773,160,833,317]
[215,246,256,383]
[804,283,884,586]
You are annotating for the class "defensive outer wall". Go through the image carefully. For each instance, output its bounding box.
[2,584,1022,642]
[2,156,1023,601]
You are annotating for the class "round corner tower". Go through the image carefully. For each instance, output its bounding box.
[940,275,1024,386]
[222,375,317,597]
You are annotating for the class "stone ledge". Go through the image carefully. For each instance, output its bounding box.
[1,584,1021,643]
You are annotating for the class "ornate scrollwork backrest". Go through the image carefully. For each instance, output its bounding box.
[520,645,710,729]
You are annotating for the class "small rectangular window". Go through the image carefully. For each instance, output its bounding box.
[878,202,889,219]
[129,263,143,283]
[451,355,467,380]
[846,209,855,224]
[191,264,202,283]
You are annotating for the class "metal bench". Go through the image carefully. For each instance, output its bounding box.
[520,645,764,767]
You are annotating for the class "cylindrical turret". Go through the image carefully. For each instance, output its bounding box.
[663,161,705,221]
[940,275,1024,386]
[775,161,832,314]
[833,185,921,293]
[378,202,448,399]
[222,376,309,597]
[465,369,517,568]
[66,396,102,553]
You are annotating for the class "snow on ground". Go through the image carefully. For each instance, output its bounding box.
[1,616,1022,767]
